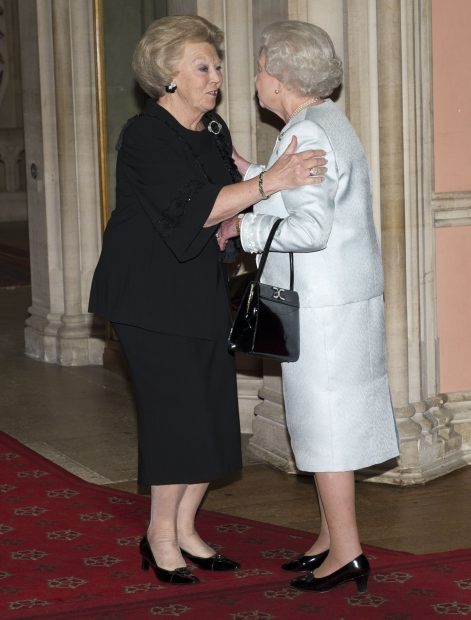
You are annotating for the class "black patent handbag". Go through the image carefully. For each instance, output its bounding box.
[228,219,300,362]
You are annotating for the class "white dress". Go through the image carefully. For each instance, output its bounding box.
[240,99,399,472]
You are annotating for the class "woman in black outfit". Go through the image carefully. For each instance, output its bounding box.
[89,15,326,585]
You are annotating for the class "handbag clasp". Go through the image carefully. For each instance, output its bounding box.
[272,287,286,301]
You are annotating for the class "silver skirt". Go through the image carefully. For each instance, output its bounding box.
[282,295,399,472]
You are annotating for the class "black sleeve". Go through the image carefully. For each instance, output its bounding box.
[119,118,223,262]
[207,114,245,264]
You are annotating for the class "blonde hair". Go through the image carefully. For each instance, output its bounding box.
[132,15,224,99]
[260,21,342,98]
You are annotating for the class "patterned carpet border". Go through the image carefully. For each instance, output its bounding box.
[1,431,470,620]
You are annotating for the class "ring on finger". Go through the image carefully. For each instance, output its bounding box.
[309,166,318,177]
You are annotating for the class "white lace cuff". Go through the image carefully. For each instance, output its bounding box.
[240,212,259,253]
[240,212,281,254]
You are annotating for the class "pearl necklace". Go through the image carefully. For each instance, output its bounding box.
[287,97,321,122]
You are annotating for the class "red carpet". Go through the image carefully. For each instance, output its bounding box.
[0,244,30,287]
[0,432,470,619]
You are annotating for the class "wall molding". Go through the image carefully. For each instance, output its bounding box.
[432,193,471,227]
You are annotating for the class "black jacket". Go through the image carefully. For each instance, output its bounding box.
[89,99,238,339]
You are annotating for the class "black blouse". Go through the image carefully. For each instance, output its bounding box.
[89,99,237,339]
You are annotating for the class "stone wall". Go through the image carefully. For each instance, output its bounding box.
[0,0,26,221]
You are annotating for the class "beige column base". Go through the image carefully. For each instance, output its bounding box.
[247,361,296,472]
[248,388,469,485]
[25,313,104,366]
[361,396,466,485]
[237,371,263,435]
[248,400,296,473]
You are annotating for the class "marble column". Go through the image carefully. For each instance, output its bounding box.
[19,0,104,366]
[288,0,345,112]
[344,0,381,232]
[374,0,419,468]
[346,0,463,484]
[377,0,408,408]
[198,0,257,161]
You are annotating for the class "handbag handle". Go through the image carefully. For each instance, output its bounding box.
[254,219,294,290]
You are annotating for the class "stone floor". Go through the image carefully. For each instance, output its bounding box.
[2,284,471,555]
[1,286,140,484]
[1,222,471,556]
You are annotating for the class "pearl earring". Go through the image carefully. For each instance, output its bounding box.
[274,89,280,94]
[165,81,177,93]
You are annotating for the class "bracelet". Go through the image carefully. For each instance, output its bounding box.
[235,214,244,236]
[258,171,269,200]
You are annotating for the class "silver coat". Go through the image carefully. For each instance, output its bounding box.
[240,99,399,472]
[241,99,383,306]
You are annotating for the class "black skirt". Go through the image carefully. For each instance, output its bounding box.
[113,292,241,485]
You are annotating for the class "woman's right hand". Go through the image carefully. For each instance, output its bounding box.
[263,136,327,195]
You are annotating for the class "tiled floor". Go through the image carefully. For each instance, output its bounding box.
[1,286,139,484]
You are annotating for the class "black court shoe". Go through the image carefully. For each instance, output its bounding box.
[140,536,199,585]
[281,549,329,572]
[290,553,370,593]
[181,548,240,571]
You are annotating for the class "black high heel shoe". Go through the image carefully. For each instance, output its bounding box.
[140,536,199,585]
[281,549,329,572]
[290,554,370,593]
[181,548,240,571]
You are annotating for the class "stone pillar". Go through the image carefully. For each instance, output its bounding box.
[347,0,463,484]
[288,0,345,112]
[344,0,381,232]
[198,0,257,161]
[19,0,103,366]
[374,0,420,467]
[377,0,408,408]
